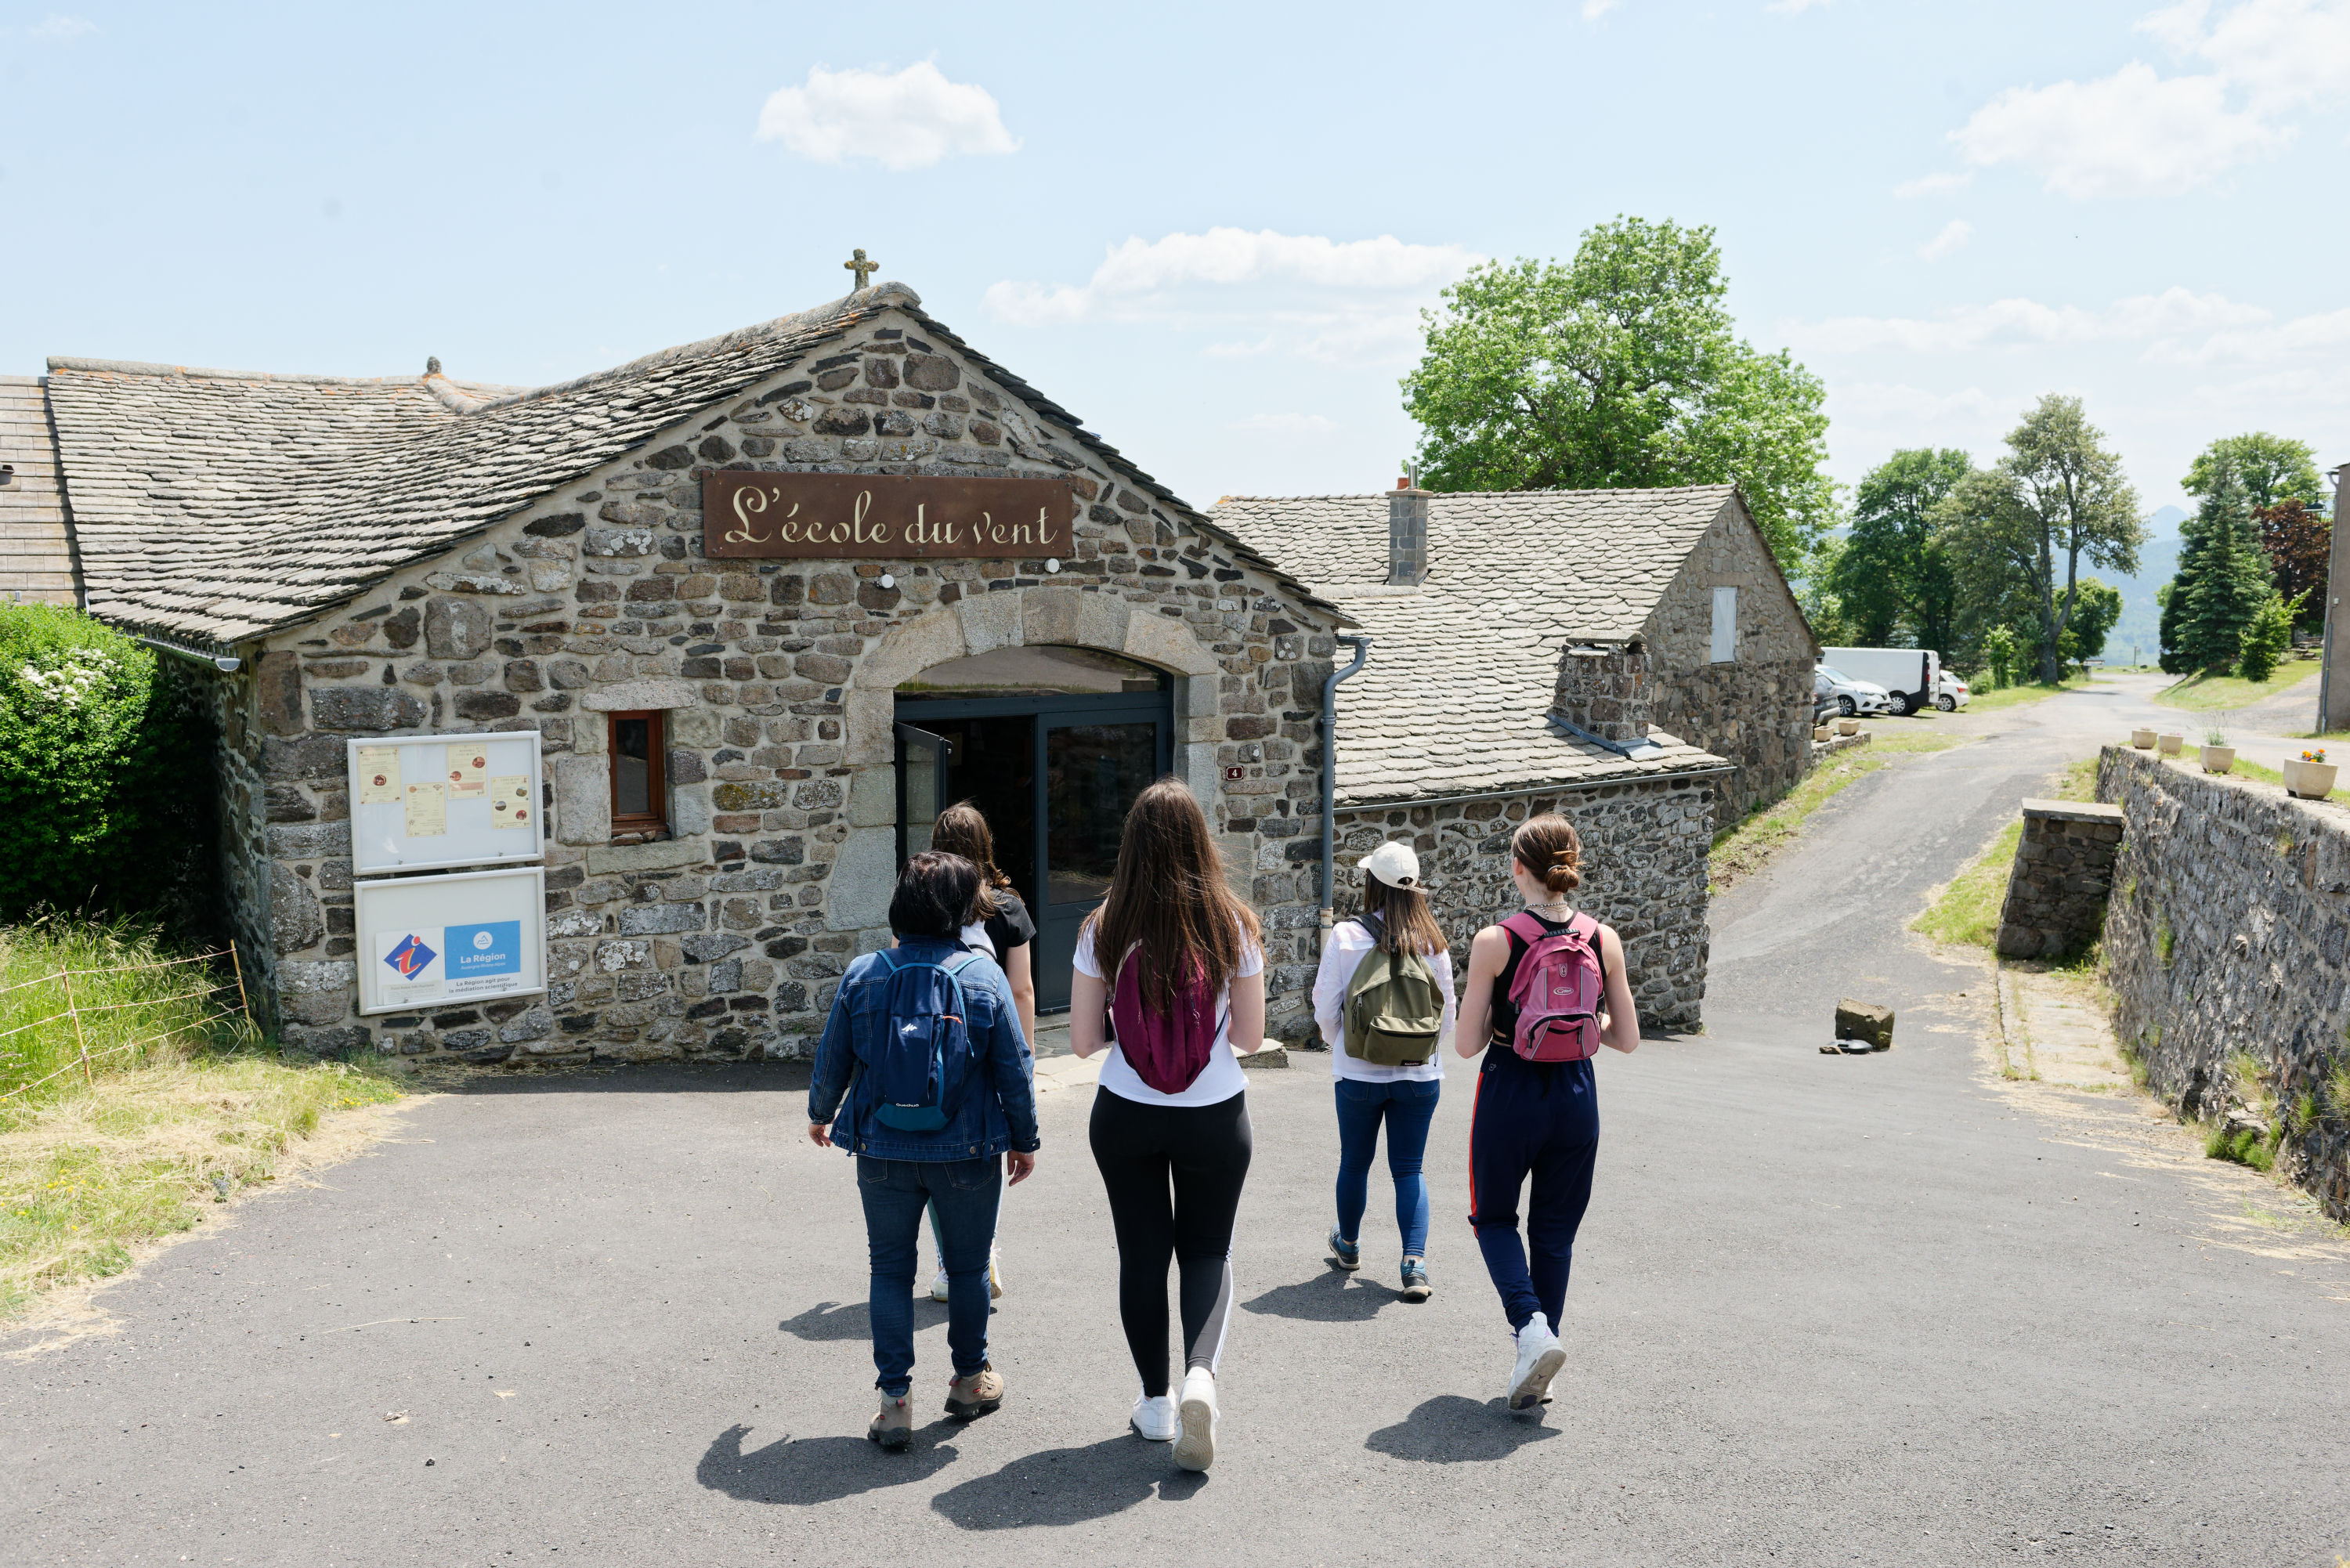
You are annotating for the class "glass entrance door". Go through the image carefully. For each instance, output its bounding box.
[1037,716,1167,1005]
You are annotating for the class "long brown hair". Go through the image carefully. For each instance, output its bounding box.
[1360,875,1446,956]
[1510,814,1583,894]
[931,800,1008,918]
[1084,777,1260,1009]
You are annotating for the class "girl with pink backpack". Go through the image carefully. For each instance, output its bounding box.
[1069,778,1266,1473]
[1453,813,1643,1415]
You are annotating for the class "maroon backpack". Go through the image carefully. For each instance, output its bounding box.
[1500,911,1604,1061]
[1109,947,1224,1095]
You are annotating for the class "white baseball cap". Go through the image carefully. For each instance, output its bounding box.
[1361,840,1421,889]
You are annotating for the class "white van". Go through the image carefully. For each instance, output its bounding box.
[1820,647,1941,717]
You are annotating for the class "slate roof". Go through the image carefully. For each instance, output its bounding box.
[44,284,1332,648]
[0,377,78,604]
[1215,487,1741,805]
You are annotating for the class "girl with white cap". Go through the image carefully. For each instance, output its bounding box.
[1311,838,1455,1301]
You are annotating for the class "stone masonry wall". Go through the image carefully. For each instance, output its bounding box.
[1645,506,1815,823]
[2098,746,2350,1220]
[1995,799,2125,959]
[233,308,1343,1064]
[1330,773,1716,1033]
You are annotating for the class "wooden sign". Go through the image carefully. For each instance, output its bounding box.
[702,472,1076,560]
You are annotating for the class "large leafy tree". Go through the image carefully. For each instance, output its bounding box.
[1826,448,1970,649]
[1932,396,2144,685]
[2163,463,2272,673]
[1402,216,1835,565]
[2182,432,2324,511]
[2256,499,2330,628]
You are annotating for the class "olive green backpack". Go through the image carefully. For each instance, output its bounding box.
[1343,913,1444,1067]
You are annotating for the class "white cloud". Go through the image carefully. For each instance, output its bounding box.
[1917,219,1972,261]
[755,61,1018,172]
[985,228,1483,365]
[1782,286,2269,355]
[1893,171,1973,198]
[1581,0,1620,19]
[1949,1,2350,197]
[28,14,95,38]
[1765,0,1835,13]
[1228,413,1341,437]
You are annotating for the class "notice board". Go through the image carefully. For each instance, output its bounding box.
[352,865,548,1017]
[347,732,544,876]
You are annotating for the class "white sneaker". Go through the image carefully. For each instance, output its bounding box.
[1506,1313,1566,1413]
[1130,1391,1178,1441]
[1173,1367,1218,1471]
[931,1244,1005,1302]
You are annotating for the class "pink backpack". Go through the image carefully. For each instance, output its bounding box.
[1109,948,1224,1095]
[1500,911,1604,1061]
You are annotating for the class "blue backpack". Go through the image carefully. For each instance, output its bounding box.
[860,949,986,1133]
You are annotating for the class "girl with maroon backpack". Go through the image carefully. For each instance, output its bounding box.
[1070,778,1265,1472]
[1453,813,1642,1414]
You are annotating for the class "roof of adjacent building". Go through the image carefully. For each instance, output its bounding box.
[0,376,78,605]
[1215,486,1744,805]
[42,284,1330,647]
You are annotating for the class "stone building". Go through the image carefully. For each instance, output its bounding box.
[23,283,1358,1060]
[1216,485,1818,1028]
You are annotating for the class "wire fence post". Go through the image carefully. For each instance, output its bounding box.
[59,962,94,1086]
[227,940,253,1032]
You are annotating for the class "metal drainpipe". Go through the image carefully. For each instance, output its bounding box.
[1318,634,1372,942]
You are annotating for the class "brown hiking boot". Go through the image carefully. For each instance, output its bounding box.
[944,1363,1005,1421]
[868,1391,913,1451]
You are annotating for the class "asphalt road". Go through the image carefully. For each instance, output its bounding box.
[6,678,2348,1566]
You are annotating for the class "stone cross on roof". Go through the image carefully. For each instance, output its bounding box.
[844,248,877,289]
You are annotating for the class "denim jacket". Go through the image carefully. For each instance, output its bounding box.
[806,940,1041,1160]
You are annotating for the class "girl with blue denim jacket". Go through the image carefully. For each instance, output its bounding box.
[806,851,1041,1451]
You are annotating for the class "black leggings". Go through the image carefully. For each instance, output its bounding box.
[1087,1087,1253,1398]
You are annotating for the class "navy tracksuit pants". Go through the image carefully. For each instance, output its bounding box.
[1466,1049,1599,1333]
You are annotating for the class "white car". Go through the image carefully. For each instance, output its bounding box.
[1933,671,1971,712]
[1816,665,1892,718]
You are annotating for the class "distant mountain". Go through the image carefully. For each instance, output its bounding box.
[2089,504,2184,666]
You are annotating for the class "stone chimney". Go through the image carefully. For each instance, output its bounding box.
[1551,639,1655,746]
[1388,477,1429,586]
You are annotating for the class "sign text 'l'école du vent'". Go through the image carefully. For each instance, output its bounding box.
[701,472,1076,561]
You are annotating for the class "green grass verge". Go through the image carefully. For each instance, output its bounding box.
[1961,676,2099,714]
[2153,660,2321,713]
[1710,729,1971,893]
[1,916,404,1317]
[1911,757,2099,948]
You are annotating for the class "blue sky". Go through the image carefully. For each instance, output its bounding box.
[5,0,2345,518]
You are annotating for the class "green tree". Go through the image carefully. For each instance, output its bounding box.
[1402,216,1835,566]
[2055,577,2122,667]
[1979,626,2020,689]
[1932,396,2145,685]
[2166,464,2273,673]
[2236,591,2304,682]
[1826,447,1969,649]
[2182,432,2325,511]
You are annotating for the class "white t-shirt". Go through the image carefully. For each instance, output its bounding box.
[1073,925,1262,1108]
[1313,918,1454,1083]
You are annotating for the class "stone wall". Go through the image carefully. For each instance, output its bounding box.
[1644,504,1815,822]
[1329,772,1716,1033]
[2098,746,2350,1220]
[230,308,1343,1064]
[1995,799,2124,959]
[1551,642,1654,745]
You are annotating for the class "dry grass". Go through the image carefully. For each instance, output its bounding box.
[1710,728,1972,893]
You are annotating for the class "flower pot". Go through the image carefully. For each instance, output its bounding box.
[1813,724,1831,742]
[2157,733,2184,755]
[2283,758,2339,800]
[1836,718,1860,736]
[2131,728,2157,749]
[2200,746,2235,774]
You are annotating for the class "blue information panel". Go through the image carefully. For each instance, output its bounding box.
[353,868,546,1016]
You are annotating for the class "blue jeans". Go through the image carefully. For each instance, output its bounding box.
[1333,1077,1441,1263]
[856,1155,1002,1396]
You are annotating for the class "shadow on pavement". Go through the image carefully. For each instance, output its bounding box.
[697,1423,960,1504]
[929,1435,1206,1528]
[424,1061,814,1096]
[1241,1268,1396,1321]
[1364,1396,1560,1461]
[779,1298,952,1342]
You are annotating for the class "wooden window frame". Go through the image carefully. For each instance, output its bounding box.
[609,710,668,840]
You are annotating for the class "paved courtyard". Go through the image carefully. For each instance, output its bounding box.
[5,680,2348,1566]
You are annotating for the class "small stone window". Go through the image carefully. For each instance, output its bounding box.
[1709,586,1738,664]
[609,710,667,841]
